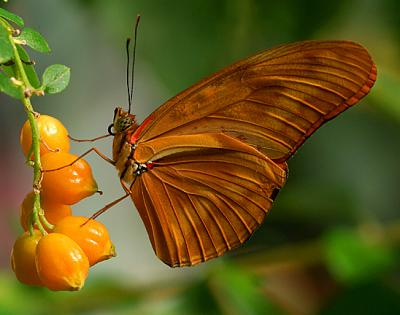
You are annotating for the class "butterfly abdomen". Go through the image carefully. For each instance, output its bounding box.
[113,136,134,182]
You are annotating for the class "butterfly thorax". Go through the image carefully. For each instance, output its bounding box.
[110,107,142,183]
[113,132,134,184]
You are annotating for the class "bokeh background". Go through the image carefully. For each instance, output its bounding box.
[1,0,399,314]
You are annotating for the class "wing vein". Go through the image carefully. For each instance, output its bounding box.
[254,75,351,99]
[255,61,370,80]
[150,169,233,250]
[187,194,218,257]
[161,180,191,264]
[177,168,268,218]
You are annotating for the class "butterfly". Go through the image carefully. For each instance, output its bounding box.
[107,40,376,267]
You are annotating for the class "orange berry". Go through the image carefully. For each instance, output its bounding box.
[54,216,116,266]
[35,233,89,291]
[20,192,72,231]
[41,152,98,205]
[10,230,43,286]
[20,115,70,158]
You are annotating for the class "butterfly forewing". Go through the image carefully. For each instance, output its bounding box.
[133,40,376,162]
[117,40,376,267]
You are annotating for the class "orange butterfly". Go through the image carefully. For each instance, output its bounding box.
[107,40,376,267]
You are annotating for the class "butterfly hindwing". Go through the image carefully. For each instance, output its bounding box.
[131,133,286,267]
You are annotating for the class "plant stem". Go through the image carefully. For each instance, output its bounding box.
[9,29,46,235]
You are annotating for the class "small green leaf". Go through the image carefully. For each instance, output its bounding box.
[16,45,40,88]
[42,64,70,94]
[0,71,22,99]
[1,63,16,77]
[0,7,24,27]
[323,228,396,284]
[0,25,13,63]
[18,28,50,53]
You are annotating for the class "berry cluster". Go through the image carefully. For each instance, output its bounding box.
[11,115,115,291]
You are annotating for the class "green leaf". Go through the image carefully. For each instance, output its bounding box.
[0,71,22,99]
[42,64,70,94]
[323,228,396,284]
[1,63,16,77]
[0,24,13,63]
[18,28,50,53]
[16,45,40,88]
[0,7,24,27]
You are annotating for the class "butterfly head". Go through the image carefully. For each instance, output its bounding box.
[108,107,136,135]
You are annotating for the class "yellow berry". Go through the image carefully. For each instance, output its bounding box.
[54,216,116,266]
[41,152,98,205]
[20,192,72,231]
[20,115,70,158]
[10,230,43,286]
[35,233,89,291]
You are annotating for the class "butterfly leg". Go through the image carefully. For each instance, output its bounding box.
[42,147,115,173]
[68,134,112,142]
[88,178,136,220]
[25,138,67,164]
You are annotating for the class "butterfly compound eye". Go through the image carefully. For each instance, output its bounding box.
[110,107,135,134]
[107,124,115,135]
[115,117,133,132]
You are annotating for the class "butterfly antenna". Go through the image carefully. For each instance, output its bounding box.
[126,38,132,112]
[128,14,141,114]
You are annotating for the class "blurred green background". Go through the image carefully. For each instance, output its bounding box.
[1,0,399,314]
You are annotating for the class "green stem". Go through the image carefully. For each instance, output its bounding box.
[8,29,46,235]
[24,102,46,235]
[10,40,32,90]
[39,211,54,231]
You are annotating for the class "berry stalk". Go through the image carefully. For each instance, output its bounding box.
[8,26,46,235]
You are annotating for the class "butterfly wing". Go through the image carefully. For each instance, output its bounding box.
[126,40,376,266]
[132,40,376,162]
[131,133,287,267]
